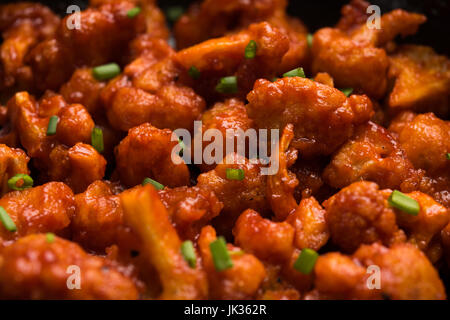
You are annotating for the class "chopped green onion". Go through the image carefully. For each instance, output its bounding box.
[226,168,245,181]
[271,77,278,82]
[293,248,318,274]
[46,115,59,136]
[446,153,450,160]
[244,40,258,59]
[91,126,104,153]
[340,87,354,97]
[46,232,55,243]
[307,33,313,48]
[178,138,185,156]
[181,240,197,268]
[92,63,121,81]
[166,6,184,23]
[388,190,420,216]
[126,7,141,18]
[142,177,164,190]
[188,66,200,80]
[7,174,33,191]
[215,76,238,94]
[0,206,16,232]
[210,236,233,271]
[283,67,305,78]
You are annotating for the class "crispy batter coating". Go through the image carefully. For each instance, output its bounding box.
[286,197,329,251]
[389,112,450,207]
[196,98,254,172]
[7,92,105,192]
[233,209,295,263]
[115,123,190,188]
[101,39,205,132]
[27,1,143,92]
[176,22,289,101]
[0,182,74,245]
[174,0,308,72]
[120,185,208,299]
[324,121,419,190]
[323,181,406,253]
[198,225,266,299]
[0,2,60,94]
[247,77,373,157]
[394,191,449,254]
[159,185,223,240]
[197,153,268,234]
[73,181,222,252]
[388,45,450,117]
[313,243,446,300]
[0,234,138,299]
[0,144,29,196]
[312,5,425,98]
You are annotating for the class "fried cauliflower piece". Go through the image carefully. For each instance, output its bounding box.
[174,0,309,72]
[90,0,168,39]
[27,1,143,92]
[323,181,406,253]
[286,197,329,251]
[120,185,208,299]
[101,38,205,132]
[247,77,373,157]
[0,144,29,196]
[388,45,450,117]
[73,180,222,253]
[198,225,266,299]
[158,186,223,240]
[323,121,419,190]
[389,112,450,207]
[0,234,138,299]
[115,123,190,188]
[312,243,446,300]
[6,92,105,192]
[197,152,269,234]
[0,2,59,94]
[312,1,425,98]
[175,22,289,101]
[394,191,449,255]
[0,182,74,245]
[60,68,107,118]
[195,98,254,172]
[233,209,295,263]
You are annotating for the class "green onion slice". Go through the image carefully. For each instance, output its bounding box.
[446,153,450,160]
[188,66,200,80]
[92,63,121,81]
[142,177,164,190]
[46,115,59,136]
[0,206,16,232]
[166,6,184,22]
[91,126,104,153]
[307,33,313,48]
[388,190,420,216]
[7,174,33,191]
[215,76,238,94]
[293,248,318,274]
[181,240,197,268]
[283,67,305,78]
[127,7,141,18]
[245,40,258,59]
[210,236,233,271]
[46,232,55,243]
[340,87,354,97]
[226,168,245,181]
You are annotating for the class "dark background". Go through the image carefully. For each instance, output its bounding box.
[12,0,450,55]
